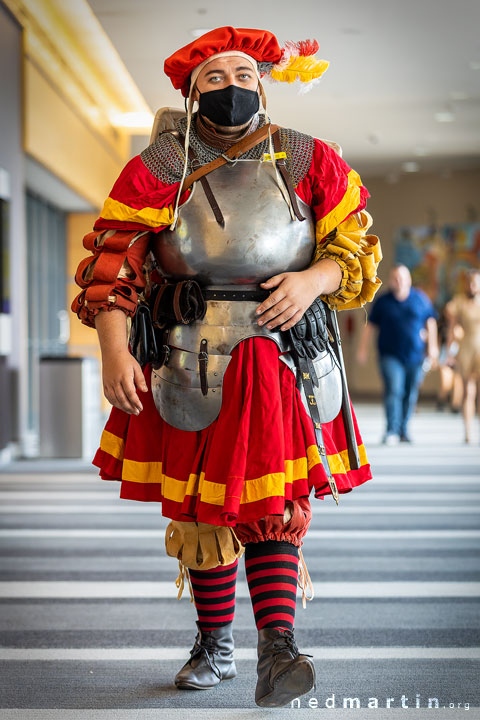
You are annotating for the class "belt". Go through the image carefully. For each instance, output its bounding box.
[203,288,271,302]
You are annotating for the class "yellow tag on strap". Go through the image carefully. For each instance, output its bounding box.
[262,152,287,162]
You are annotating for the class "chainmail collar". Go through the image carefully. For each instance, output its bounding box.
[141,115,315,189]
[175,112,269,165]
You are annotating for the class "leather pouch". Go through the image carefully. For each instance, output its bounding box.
[129,280,207,368]
[165,520,245,602]
[165,520,244,571]
[150,279,207,329]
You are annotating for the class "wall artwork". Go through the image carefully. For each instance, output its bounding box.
[394,222,480,307]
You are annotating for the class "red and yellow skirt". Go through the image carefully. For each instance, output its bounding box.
[94,338,371,525]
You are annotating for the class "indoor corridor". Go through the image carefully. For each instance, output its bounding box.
[0,403,479,718]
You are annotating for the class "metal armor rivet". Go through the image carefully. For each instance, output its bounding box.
[303,372,310,380]
[315,422,321,429]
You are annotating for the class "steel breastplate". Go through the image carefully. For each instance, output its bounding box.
[151,160,316,285]
[149,161,341,433]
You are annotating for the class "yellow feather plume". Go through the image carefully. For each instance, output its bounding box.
[270,56,329,84]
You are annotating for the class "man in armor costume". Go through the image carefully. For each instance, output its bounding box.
[72,27,382,708]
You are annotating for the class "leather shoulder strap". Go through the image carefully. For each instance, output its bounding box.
[185,143,225,227]
[272,130,306,222]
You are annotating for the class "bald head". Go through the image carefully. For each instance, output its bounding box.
[389,264,412,301]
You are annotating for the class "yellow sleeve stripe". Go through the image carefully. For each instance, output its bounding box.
[100,196,174,228]
[315,169,363,242]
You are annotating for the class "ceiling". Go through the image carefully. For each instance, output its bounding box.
[88,0,480,179]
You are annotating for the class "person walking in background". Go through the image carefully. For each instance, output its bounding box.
[357,264,438,444]
[436,306,463,413]
[445,269,480,443]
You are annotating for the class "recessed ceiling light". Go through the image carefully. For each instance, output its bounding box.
[434,110,455,122]
[402,161,420,173]
[191,27,213,37]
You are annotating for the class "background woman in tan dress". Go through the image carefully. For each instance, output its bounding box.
[445,270,480,443]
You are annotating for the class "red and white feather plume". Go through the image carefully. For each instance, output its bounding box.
[263,39,329,92]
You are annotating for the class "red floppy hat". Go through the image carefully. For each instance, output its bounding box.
[164,26,282,97]
[164,27,329,97]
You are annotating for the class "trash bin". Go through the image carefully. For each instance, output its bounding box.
[39,356,101,459]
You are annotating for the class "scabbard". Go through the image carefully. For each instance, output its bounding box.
[325,305,361,471]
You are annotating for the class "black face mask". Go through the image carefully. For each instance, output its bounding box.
[198,84,260,127]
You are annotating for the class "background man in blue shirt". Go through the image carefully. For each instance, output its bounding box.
[357,265,439,444]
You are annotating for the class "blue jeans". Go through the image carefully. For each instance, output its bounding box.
[379,355,424,436]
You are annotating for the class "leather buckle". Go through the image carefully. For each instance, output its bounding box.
[220,153,239,166]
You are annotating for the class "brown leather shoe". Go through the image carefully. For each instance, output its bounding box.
[255,627,316,707]
[175,621,237,690]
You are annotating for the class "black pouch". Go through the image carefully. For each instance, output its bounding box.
[129,302,163,368]
[129,280,207,369]
[150,279,206,329]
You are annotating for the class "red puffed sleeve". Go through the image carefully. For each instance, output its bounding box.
[71,150,190,328]
[71,229,152,328]
[295,139,382,310]
[295,138,369,240]
[94,154,188,233]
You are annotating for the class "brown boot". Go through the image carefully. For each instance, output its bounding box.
[255,627,315,707]
[175,621,237,690]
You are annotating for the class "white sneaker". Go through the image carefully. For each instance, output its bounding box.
[382,433,400,446]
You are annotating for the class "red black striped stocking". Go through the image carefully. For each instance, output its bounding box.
[244,540,299,631]
[188,559,238,631]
